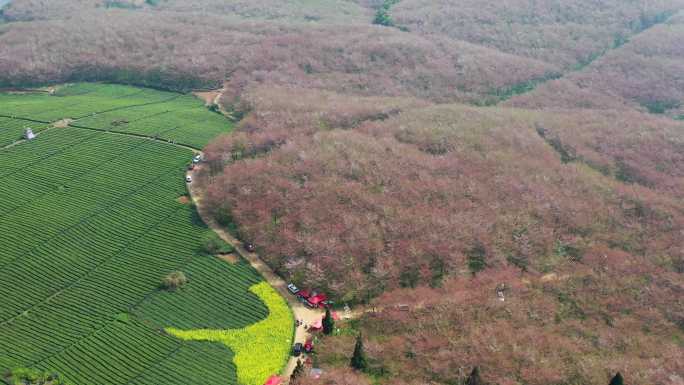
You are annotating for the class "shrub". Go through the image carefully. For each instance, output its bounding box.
[6,368,71,385]
[399,266,420,288]
[373,0,402,26]
[201,232,234,255]
[640,99,681,114]
[466,367,484,385]
[161,271,188,291]
[467,241,487,275]
[554,241,582,262]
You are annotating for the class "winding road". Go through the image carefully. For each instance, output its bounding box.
[187,91,323,381]
[186,164,323,382]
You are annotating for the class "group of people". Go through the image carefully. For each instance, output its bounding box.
[295,319,309,330]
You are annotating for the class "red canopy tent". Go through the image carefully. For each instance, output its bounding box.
[263,375,282,385]
[309,318,323,331]
[307,293,327,308]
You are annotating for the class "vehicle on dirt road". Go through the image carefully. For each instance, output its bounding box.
[292,343,303,357]
[287,283,299,295]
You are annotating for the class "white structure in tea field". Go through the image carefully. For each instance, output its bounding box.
[24,128,36,140]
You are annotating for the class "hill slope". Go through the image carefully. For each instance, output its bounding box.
[0,1,683,384]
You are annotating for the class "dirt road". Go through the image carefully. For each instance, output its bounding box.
[187,167,323,382]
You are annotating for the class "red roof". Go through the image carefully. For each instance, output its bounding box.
[308,294,327,305]
[298,290,311,299]
[264,375,281,385]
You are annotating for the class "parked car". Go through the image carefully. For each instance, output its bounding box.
[292,343,303,357]
[287,283,299,295]
[185,175,192,183]
[244,243,256,253]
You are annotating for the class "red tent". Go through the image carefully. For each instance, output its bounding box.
[307,294,327,307]
[309,318,323,331]
[263,375,281,385]
[297,290,311,299]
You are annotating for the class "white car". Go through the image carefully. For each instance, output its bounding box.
[287,283,299,295]
[192,154,202,163]
[185,175,193,183]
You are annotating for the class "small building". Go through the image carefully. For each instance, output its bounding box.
[24,128,36,140]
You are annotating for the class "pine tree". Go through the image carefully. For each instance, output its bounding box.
[322,308,334,335]
[465,366,483,385]
[350,334,368,371]
[609,372,624,385]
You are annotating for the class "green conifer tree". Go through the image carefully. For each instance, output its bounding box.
[609,372,624,385]
[350,334,368,370]
[465,366,483,385]
[322,308,335,335]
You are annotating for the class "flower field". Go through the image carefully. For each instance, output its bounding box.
[167,282,295,385]
[0,84,293,385]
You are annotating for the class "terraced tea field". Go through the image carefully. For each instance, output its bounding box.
[0,83,231,149]
[0,84,294,385]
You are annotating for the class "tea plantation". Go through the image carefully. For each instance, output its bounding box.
[0,84,294,385]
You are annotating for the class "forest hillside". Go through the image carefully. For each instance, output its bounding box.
[1,1,682,384]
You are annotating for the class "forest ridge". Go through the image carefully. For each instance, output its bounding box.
[1,1,683,384]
